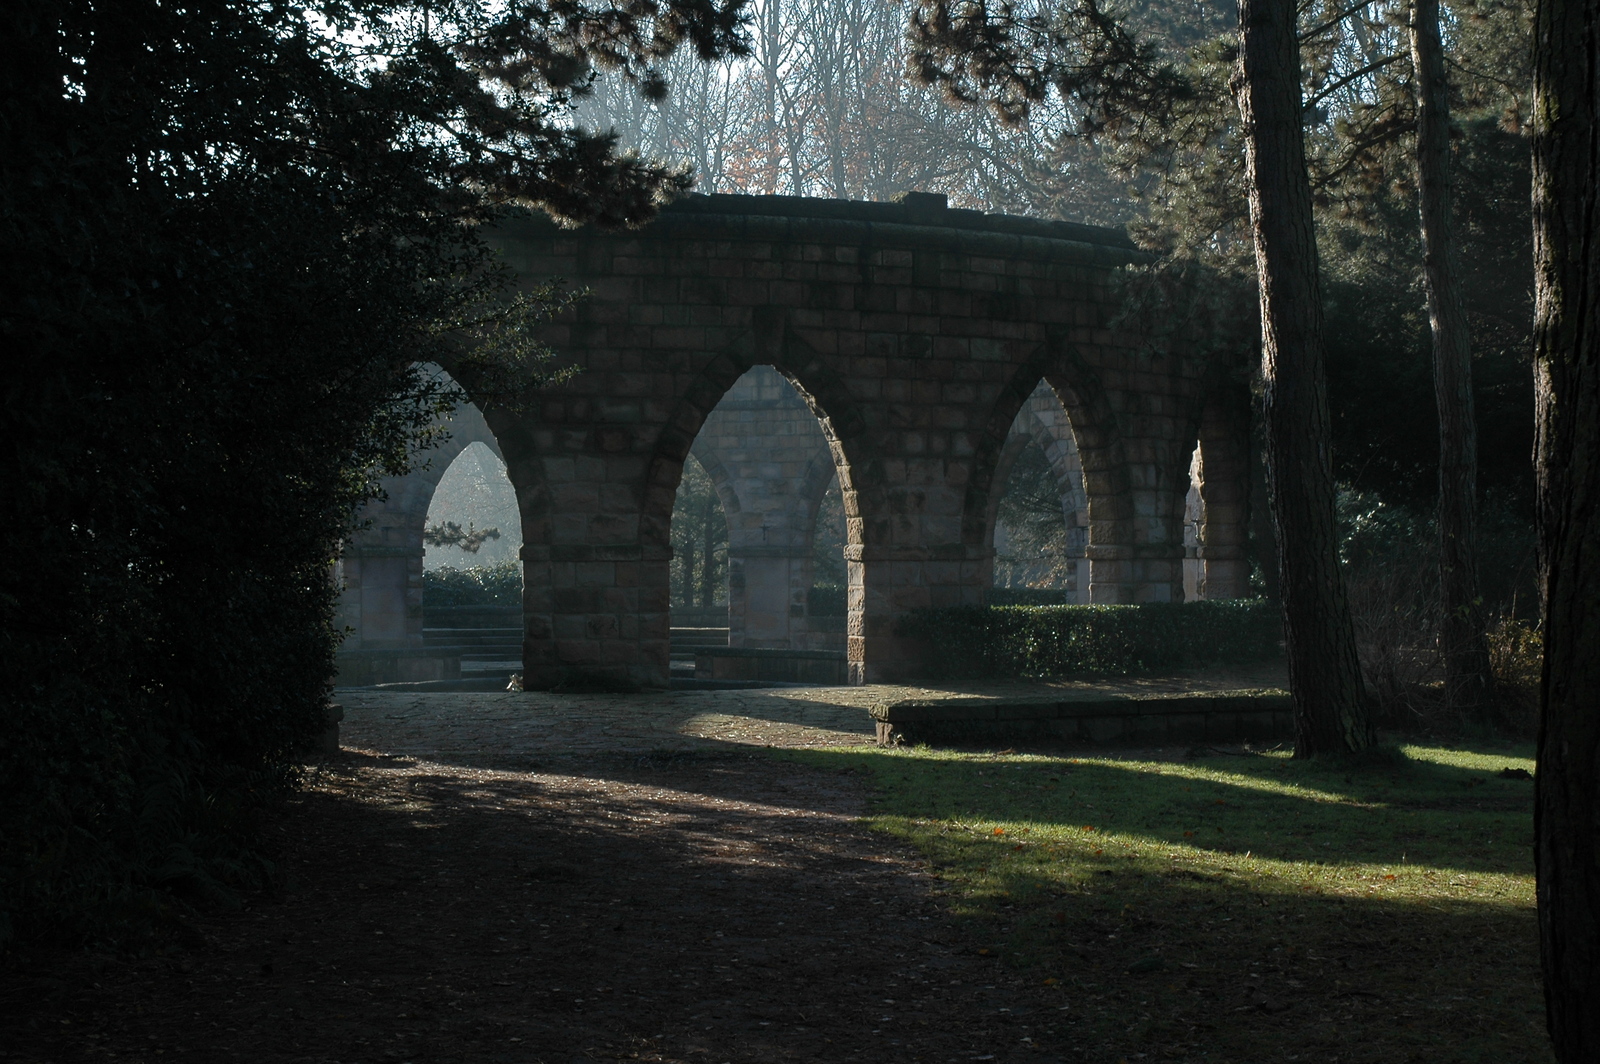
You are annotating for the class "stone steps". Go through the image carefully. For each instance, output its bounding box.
[670,626,729,662]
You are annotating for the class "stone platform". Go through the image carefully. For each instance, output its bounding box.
[332,664,1291,763]
[870,689,1292,747]
[693,646,850,685]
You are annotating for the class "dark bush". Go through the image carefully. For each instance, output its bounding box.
[423,563,524,609]
[3,0,718,947]
[807,584,847,617]
[898,600,1283,680]
[988,586,1072,607]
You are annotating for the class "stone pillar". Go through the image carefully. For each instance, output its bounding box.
[1183,448,1204,601]
[335,397,505,653]
[1085,544,1186,603]
[691,365,836,651]
[520,542,673,690]
[727,547,811,648]
[336,545,424,648]
[1195,399,1253,600]
[848,544,993,684]
[337,483,431,650]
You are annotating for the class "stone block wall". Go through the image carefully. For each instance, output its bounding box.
[462,192,1246,688]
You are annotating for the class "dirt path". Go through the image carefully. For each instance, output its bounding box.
[4,684,1130,1064]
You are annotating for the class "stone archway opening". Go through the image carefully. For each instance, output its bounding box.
[667,453,731,673]
[333,393,522,686]
[992,438,1076,595]
[984,380,1092,603]
[424,441,523,572]
[663,363,854,682]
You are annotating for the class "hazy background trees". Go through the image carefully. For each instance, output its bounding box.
[573,0,1129,213]
[670,458,731,610]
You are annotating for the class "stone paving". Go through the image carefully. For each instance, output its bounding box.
[336,664,1289,764]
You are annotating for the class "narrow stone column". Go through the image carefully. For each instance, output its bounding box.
[337,545,424,648]
[337,475,433,649]
[727,547,812,649]
[1085,544,1186,603]
[848,544,993,683]
[1195,397,1254,600]
[521,542,672,689]
[336,397,505,653]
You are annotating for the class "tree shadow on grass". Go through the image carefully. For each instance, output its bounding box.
[780,744,1548,1063]
[3,750,1044,1064]
[793,743,1536,882]
[7,738,1549,1064]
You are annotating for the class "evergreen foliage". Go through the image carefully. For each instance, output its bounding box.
[670,456,729,608]
[899,601,1283,681]
[422,563,525,609]
[423,522,503,555]
[0,0,744,945]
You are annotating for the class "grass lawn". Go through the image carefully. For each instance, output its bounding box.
[789,741,1549,1063]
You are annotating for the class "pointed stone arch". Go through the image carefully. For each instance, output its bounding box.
[984,381,1091,599]
[336,399,511,681]
[483,192,1238,685]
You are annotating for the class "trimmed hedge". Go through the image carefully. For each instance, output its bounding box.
[898,600,1283,679]
[988,586,1072,607]
[423,561,522,608]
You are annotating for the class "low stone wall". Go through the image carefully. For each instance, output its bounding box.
[805,615,847,653]
[673,606,731,629]
[423,606,523,629]
[694,647,850,685]
[335,649,462,687]
[870,690,1293,747]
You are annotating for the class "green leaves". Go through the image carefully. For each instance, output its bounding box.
[0,0,751,945]
[898,600,1283,680]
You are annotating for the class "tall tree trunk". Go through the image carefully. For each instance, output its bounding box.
[1410,0,1494,719]
[1249,424,1281,604]
[760,0,783,194]
[1234,0,1372,756]
[1531,0,1600,1054]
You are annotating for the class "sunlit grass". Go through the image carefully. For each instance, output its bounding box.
[784,741,1547,1062]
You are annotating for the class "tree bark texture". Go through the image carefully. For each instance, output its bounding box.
[1410,0,1494,718]
[1532,0,1600,1055]
[1249,427,1281,604]
[1234,0,1373,756]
